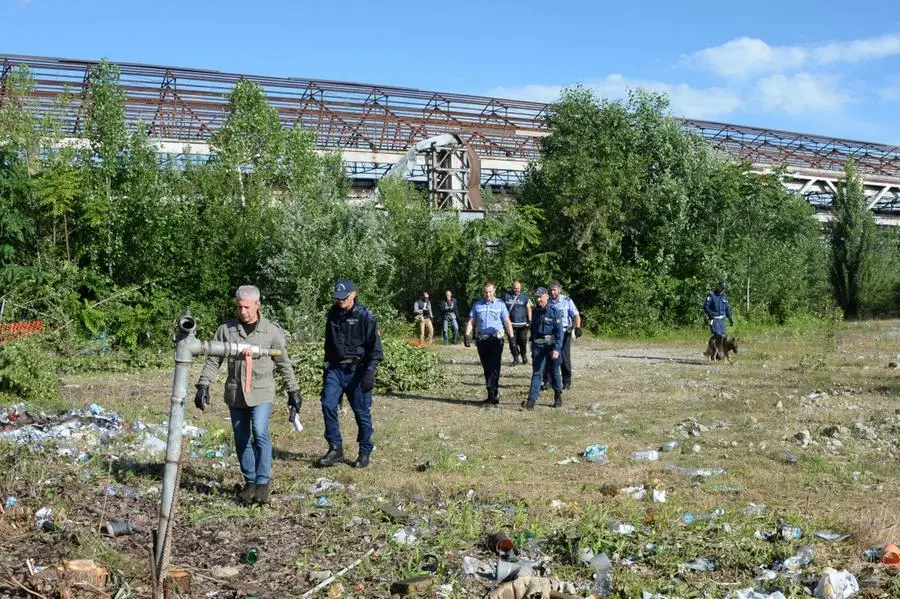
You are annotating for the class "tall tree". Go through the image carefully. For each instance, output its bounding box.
[829,159,877,319]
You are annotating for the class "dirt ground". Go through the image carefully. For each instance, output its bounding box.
[1,320,898,598]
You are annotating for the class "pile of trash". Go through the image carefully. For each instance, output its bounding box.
[0,402,207,460]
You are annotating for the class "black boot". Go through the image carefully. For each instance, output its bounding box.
[521,354,527,365]
[317,444,344,467]
[238,482,257,504]
[553,390,563,408]
[521,399,535,410]
[351,453,370,468]
[509,355,519,367]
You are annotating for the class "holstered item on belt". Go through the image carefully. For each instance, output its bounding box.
[476,332,502,341]
[332,357,361,367]
[533,335,554,345]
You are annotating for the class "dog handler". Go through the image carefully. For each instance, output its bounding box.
[703,280,734,357]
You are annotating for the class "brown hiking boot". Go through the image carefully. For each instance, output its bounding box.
[251,483,270,505]
[238,483,257,504]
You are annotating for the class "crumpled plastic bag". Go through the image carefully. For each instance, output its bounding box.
[814,568,859,599]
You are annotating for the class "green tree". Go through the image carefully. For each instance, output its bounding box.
[829,160,877,319]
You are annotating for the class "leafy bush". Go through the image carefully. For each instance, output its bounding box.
[0,337,63,408]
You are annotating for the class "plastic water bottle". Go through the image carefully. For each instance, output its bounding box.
[630,450,659,462]
[681,507,724,524]
[591,552,612,597]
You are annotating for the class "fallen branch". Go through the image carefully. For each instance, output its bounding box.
[299,546,376,598]
[0,575,49,599]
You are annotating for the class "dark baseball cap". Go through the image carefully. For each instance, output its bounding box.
[332,279,357,300]
[534,287,549,297]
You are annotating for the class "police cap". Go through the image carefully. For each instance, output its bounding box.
[332,278,357,300]
[534,287,549,297]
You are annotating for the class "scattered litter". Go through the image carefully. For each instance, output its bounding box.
[642,592,678,599]
[631,449,660,462]
[679,557,715,572]
[496,558,542,582]
[729,590,787,599]
[556,456,580,465]
[620,486,646,500]
[782,544,814,571]
[781,450,798,465]
[4,496,16,509]
[663,463,725,478]
[607,518,636,535]
[316,496,328,506]
[707,483,743,493]
[462,555,493,578]
[814,530,850,542]
[741,503,767,517]
[660,440,679,452]
[550,499,564,510]
[780,525,802,540]
[308,477,345,494]
[416,460,435,471]
[681,508,724,524]
[814,568,859,599]
[391,527,418,545]
[591,552,612,597]
[652,488,667,503]
[882,543,900,565]
[580,444,609,463]
[486,532,514,554]
[862,547,882,562]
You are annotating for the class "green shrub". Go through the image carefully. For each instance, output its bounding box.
[0,337,64,409]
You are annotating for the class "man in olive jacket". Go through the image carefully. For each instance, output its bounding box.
[194,285,301,505]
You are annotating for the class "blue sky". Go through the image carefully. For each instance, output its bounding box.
[4,0,900,143]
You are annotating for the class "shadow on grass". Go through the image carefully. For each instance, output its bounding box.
[614,354,708,365]
[388,391,488,407]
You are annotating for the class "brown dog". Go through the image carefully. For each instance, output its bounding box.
[704,335,738,362]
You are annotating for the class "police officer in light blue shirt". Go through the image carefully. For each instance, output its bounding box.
[464,282,515,405]
[543,280,582,390]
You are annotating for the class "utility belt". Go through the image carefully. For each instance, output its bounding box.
[476,332,503,341]
[532,335,554,346]
[712,315,725,319]
[511,322,528,329]
[329,357,361,368]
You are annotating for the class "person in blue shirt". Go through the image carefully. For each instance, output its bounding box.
[703,280,734,355]
[542,280,582,390]
[317,279,383,469]
[500,280,532,366]
[522,287,564,410]
[464,282,516,405]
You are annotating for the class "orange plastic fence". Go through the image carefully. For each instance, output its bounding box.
[0,320,44,344]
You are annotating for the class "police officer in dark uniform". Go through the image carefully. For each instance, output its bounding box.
[703,280,734,356]
[542,280,582,390]
[500,280,532,366]
[522,287,564,410]
[317,279,384,469]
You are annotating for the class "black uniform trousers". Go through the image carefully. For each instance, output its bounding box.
[476,336,504,399]
[508,326,528,360]
[543,329,572,387]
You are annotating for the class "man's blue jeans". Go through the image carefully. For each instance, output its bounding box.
[321,363,374,455]
[442,317,459,343]
[530,343,561,401]
[229,401,274,485]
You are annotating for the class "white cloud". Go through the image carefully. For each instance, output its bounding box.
[686,33,900,78]
[755,73,849,114]
[685,37,806,78]
[489,74,742,120]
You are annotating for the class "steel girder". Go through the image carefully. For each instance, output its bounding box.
[2,53,900,217]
